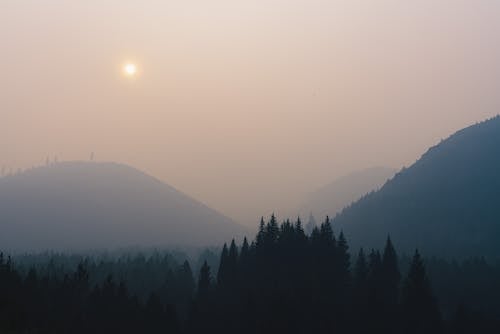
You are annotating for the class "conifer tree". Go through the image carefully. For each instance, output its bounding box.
[353,248,371,332]
[256,217,266,249]
[179,260,195,296]
[337,231,350,273]
[401,250,442,334]
[217,243,229,287]
[336,231,351,303]
[265,214,279,245]
[381,236,401,307]
[294,217,304,235]
[227,239,239,285]
[319,216,335,247]
[368,249,382,279]
[310,226,321,244]
[354,248,368,287]
[294,217,307,246]
[197,261,211,300]
[240,237,249,262]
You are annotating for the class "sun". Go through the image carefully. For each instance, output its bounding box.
[123,63,137,76]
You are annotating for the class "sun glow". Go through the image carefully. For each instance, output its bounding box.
[123,63,137,76]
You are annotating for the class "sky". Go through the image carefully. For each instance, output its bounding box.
[1,0,500,226]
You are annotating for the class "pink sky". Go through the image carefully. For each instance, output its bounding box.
[1,0,500,225]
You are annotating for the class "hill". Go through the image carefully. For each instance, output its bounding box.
[0,162,247,251]
[296,167,396,221]
[333,116,500,259]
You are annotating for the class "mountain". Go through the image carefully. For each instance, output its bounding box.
[296,167,396,222]
[333,116,500,259]
[0,162,247,251]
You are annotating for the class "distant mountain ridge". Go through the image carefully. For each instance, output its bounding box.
[296,167,396,221]
[333,116,500,259]
[0,162,247,251]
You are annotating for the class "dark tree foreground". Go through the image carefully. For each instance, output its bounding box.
[187,215,441,334]
[1,216,500,333]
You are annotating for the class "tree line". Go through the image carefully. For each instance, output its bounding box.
[1,215,500,333]
[189,215,442,334]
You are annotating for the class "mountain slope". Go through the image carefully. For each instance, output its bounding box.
[0,162,247,251]
[296,167,396,221]
[333,116,500,258]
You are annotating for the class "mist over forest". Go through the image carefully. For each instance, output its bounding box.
[2,116,500,333]
[3,0,500,333]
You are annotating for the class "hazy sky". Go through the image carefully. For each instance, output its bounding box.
[2,0,500,226]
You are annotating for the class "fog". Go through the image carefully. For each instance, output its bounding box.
[2,0,500,226]
[0,161,247,251]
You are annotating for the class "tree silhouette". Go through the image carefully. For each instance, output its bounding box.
[217,243,229,287]
[197,261,211,300]
[1,216,499,333]
[401,250,442,334]
[381,236,401,305]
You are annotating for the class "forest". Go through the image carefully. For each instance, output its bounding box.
[1,215,500,333]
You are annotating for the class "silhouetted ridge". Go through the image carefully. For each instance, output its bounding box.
[0,161,247,250]
[333,116,500,259]
[296,166,396,220]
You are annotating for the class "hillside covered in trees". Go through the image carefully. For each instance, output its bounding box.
[334,116,500,259]
[1,216,500,333]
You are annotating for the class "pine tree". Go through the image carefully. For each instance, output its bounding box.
[353,248,370,332]
[179,260,195,297]
[197,261,211,300]
[382,236,401,306]
[294,217,307,246]
[364,249,384,332]
[256,217,266,249]
[335,231,351,302]
[227,239,239,286]
[368,249,382,279]
[310,226,321,245]
[240,237,250,262]
[337,231,350,272]
[354,248,368,287]
[265,213,279,245]
[401,250,442,334]
[217,243,229,287]
[73,261,90,294]
[319,216,335,247]
[294,217,304,235]
[379,236,401,333]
